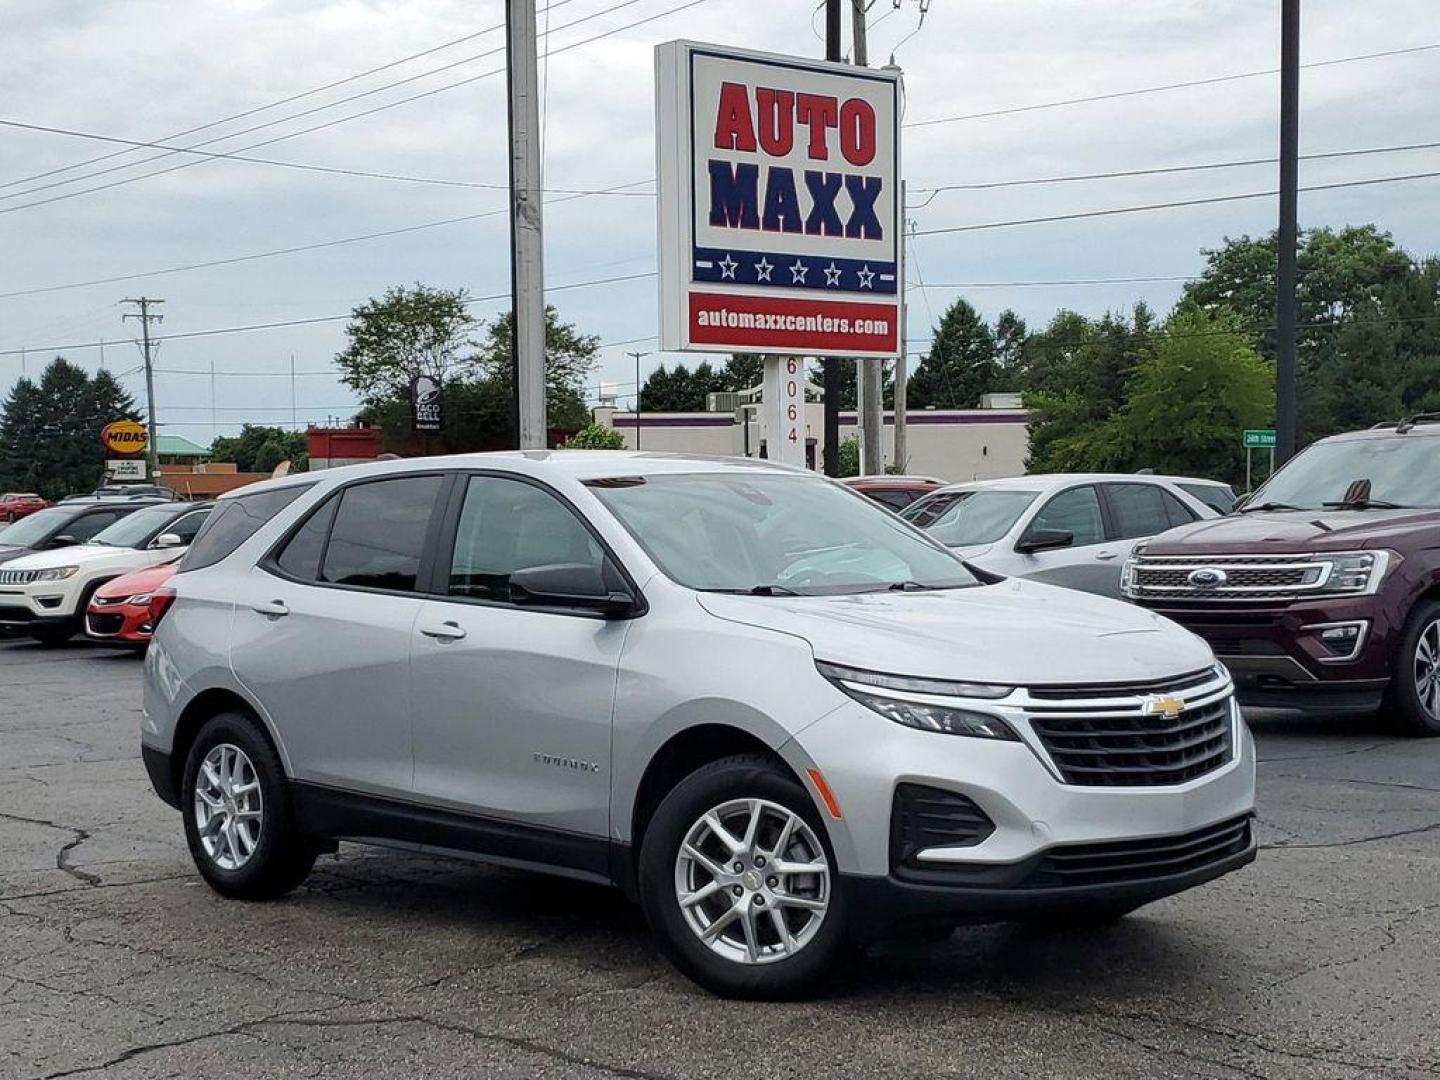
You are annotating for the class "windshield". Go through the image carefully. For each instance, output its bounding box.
[0,507,72,547]
[902,489,1039,546]
[588,473,979,595]
[1253,436,1440,510]
[89,506,177,549]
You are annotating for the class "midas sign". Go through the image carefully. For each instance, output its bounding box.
[101,420,148,455]
[656,41,901,358]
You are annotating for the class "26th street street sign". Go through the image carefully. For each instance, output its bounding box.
[1243,429,1278,449]
[655,41,902,358]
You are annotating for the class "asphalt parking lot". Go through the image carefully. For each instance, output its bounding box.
[2,640,1438,1080]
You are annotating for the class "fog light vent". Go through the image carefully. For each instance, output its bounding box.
[890,784,995,870]
[1309,621,1368,662]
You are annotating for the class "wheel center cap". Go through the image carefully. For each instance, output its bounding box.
[741,869,763,891]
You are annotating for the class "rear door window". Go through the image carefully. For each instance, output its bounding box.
[273,496,339,582]
[320,476,445,592]
[68,509,127,542]
[1178,482,1236,515]
[1104,483,1176,540]
[181,485,313,571]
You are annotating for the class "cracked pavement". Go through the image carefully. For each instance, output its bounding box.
[2,640,1439,1079]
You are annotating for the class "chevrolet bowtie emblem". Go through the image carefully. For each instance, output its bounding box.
[1143,695,1186,720]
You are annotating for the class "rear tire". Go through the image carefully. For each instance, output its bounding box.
[1385,600,1440,737]
[638,753,847,999]
[181,711,317,900]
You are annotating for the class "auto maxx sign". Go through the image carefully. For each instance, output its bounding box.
[100,419,148,456]
[656,42,902,358]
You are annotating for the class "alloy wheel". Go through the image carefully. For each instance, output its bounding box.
[1416,619,1440,721]
[673,797,830,965]
[193,743,264,870]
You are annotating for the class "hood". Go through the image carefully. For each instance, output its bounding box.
[696,578,1213,687]
[0,545,32,566]
[4,544,148,571]
[93,561,179,599]
[1142,508,1440,556]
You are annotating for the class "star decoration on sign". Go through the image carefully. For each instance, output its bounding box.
[790,259,808,284]
[754,257,774,282]
[823,262,843,287]
[857,264,876,289]
[718,254,739,280]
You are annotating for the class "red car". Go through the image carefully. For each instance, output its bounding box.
[842,475,944,512]
[84,560,180,647]
[0,493,47,523]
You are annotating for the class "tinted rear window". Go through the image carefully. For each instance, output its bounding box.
[319,475,443,592]
[1178,482,1236,514]
[180,485,313,571]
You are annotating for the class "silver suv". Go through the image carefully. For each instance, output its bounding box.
[141,452,1256,998]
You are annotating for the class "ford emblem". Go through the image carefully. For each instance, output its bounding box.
[1187,567,1228,588]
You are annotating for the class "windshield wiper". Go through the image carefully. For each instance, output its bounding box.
[1321,498,1409,510]
[703,585,801,597]
[886,580,940,591]
[1237,501,1304,513]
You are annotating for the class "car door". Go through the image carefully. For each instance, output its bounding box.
[229,473,448,799]
[409,472,630,842]
[1010,484,1118,594]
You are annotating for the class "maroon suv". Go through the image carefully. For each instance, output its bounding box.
[1123,417,1440,735]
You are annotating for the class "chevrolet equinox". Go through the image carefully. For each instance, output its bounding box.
[141,452,1257,998]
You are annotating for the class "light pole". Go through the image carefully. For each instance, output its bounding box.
[1275,0,1300,462]
[627,350,650,449]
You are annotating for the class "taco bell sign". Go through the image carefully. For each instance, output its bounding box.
[656,41,901,358]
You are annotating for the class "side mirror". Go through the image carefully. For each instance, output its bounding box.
[1231,494,1251,513]
[152,532,184,549]
[1015,528,1074,555]
[510,562,637,617]
[49,534,78,548]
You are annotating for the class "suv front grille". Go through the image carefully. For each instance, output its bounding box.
[1031,816,1253,887]
[1021,669,1235,787]
[1128,553,1326,602]
[890,784,995,869]
[0,569,38,585]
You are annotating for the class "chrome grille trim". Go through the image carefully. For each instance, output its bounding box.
[1128,552,1331,601]
[0,569,39,585]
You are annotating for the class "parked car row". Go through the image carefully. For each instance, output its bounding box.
[0,492,47,523]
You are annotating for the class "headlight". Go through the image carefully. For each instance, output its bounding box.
[816,661,1019,740]
[125,593,153,605]
[1312,550,1392,595]
[1120,557,1140,598]
[34,566,79,581]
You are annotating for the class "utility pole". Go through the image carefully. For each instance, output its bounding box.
[290,352,298,431]
[121,297,163,478]
[894,194,909,472]
[821,0,843,476]
[851,0,884,475]
[627,350,649,448]
[507,0,547,449]
[1275,0,1300,463]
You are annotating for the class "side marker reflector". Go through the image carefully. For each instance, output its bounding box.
[806,768,843,820]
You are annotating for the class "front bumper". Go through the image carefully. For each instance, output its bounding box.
[85,601,152,644]
[791,686,1257,888]
[0,584,82,625]
[1139,595,1397,713]
[842,815,1256,934]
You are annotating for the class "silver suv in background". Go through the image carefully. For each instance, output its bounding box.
[141,453,1255,998]
[900,474,1228,597]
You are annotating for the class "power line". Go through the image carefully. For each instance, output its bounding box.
[0,0,709,215]
[0,179,651,300]
[910,169,1440,238]
[906,140,1440,202]
[0,270,657,358]
[0,117,659,197]
[915,274,1194,288]
[0,1,581,192]
[903,41,1440,129]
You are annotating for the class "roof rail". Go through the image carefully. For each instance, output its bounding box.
[1370,421,1400,429]
[1396,412,1440,434]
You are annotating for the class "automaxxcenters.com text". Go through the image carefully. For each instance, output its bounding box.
[686,291,899,353]
[696,307,891,338]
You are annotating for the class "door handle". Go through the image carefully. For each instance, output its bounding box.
[420,620,467,641]
[251,599,289,617]
[1095,550,1119,561]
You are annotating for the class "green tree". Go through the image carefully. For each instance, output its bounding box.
[720,353,765,392]
[561,422,626,449]
[994,309,1028,376]
[835,435,860,478]
[908,298,997,409]
[0,358,139,499]
[471,307,597,432]
[335,284,478,405]
[209,425,309,472]
[806,358,895,410]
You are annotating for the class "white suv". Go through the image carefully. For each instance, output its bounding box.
[0,501,211,644]
[141,454,1255,998]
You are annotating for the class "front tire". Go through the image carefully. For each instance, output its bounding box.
[1387,600,1440,737]
[181,711,317,899]
[638,754,847,999]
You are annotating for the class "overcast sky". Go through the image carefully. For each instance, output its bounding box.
[1,0,1436,446]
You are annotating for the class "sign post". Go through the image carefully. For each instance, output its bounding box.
[1242,428,1277,492]
[656,41,902,468]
